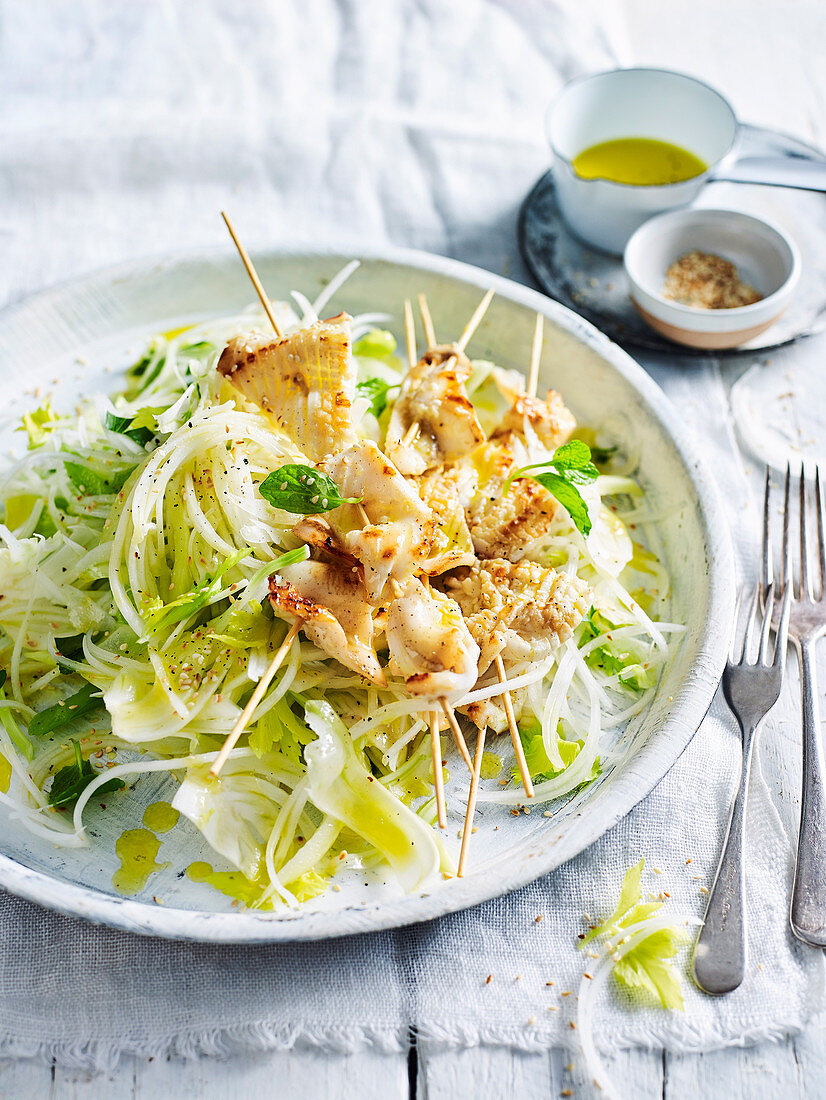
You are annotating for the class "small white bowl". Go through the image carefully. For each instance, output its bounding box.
[623,208,801,350]
[547,68,738,254]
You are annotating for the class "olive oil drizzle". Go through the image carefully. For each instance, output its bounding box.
[572,137,707,186]
[112,828,169,896]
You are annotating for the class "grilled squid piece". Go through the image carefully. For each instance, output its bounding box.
[385,578,480,705]
[321,441,436,602]
[443,558,589,732]
[462,439,559,561]
[268,560,385,686]
[217,313,356,460]
[385,345,485,475]
[489,367,576,455]
[444,558,590,677]
[291,514,358,570]
[413,464,476,575]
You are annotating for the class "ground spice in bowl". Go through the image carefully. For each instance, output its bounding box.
[662,250,762,310]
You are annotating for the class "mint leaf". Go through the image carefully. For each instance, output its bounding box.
[356,377,396,418]
[503,441,598,538]
[258,464,362,515]
[48,739,124,811]
[105,411,155,446]
[533,472,593,536]
[28,682,103,738]
[547,440,599,480]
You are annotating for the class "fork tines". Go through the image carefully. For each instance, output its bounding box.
[765,464,826,603]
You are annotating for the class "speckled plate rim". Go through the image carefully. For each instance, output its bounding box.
[0,244,734,942]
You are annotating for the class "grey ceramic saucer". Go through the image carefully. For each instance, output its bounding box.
[520,124,826,357]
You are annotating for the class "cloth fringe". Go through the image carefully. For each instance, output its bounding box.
[0,1023,408,1074]
[6,1009,826,1074]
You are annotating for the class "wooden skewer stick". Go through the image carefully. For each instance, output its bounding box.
[418,293,436,350]
[221,211,283,338]
[388,574,471,775]
[211,213,303,778]
[495,654,533,797]
[403,298,417,368]
[411,292,508,781]
[420,576,446,827]
[457,297,542,845]
[486,311,542,796]
[211,619,301,777]
[440,699,473,771]
[458,723,487,877]
[430,712,447,829]
[526,312,544,400]
[401,421,420,448]
[399,301,421,449]
[456,288,494,353]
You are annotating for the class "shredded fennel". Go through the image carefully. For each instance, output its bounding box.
[575,860,699,1098]
[0,281,680,910]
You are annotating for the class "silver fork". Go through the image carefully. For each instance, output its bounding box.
[782,466,826,946]
[693,473,791,995]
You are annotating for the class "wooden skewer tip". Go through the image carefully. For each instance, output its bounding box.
[457,287,495,353]
[458,724,487,877]
[440,698,473,772]
[210,618,301,777]
[220,210,283,339]
[430,712,447,829]
[418,293,436,350]
[403,298,417,369]
[527,312,544,400]
[495,654,533,798]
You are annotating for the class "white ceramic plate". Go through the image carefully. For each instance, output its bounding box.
[0,246,734,942]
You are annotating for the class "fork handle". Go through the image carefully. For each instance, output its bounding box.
[791,638,826,947]
[692,721,756,995]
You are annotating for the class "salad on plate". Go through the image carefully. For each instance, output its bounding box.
[0,261,681,910]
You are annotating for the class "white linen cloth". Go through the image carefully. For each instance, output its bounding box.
[0,0,824,1070]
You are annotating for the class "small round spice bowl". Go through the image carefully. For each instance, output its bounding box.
[623,208,801,350]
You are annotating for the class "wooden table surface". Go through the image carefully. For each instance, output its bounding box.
[3,1,826,1095]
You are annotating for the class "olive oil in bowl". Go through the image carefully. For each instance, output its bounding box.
[572,138,707,186]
